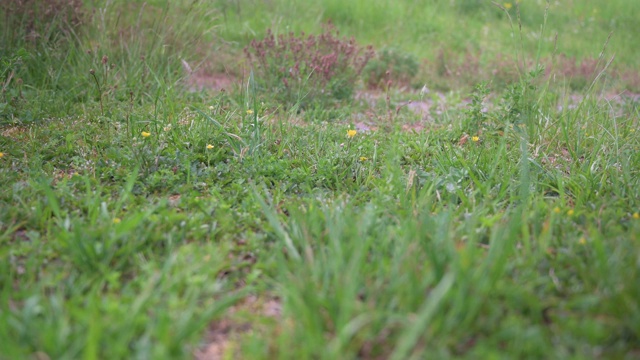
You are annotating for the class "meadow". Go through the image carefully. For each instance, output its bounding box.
[1,0,639,358]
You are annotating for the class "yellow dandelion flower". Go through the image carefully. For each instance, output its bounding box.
[113,218,121,224]
[246,109,254,115]
[578,237,586,245]
[633,212,640,219]
[567,209,575,216]
[471,136,480,142]
[206,144,214,150]
[553,207,561,214]
[359,156,368,161]
[347,129,357,138]
[0,152,4,158]
[141,131,151,138]
[503,2,513,10]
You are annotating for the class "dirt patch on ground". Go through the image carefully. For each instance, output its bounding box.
[183,64,238,93]
[181,69,639,136]
[194,295,282,360]
[1,125,29,139]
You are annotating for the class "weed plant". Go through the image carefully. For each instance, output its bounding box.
[245,24,374,110]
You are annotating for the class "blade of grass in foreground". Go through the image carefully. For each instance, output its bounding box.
[390,272,455,360]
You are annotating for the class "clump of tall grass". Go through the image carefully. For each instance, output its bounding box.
[0,0,219,123]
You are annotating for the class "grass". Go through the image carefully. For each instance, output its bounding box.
[1,0,640,359]
[216,0,640,91]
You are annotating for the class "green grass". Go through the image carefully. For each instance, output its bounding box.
[216,0,640,90]
[1,0,640,359]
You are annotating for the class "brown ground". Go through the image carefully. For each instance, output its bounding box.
[194,296,282,360]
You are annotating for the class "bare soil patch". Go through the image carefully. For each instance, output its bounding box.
[195,296,282,360]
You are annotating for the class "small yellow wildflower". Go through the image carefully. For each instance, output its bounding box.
[347,129,357,138]
[471,136,480,142]
[503,2,513,10]
[113,218,121,224]
[633,212,640,219]
[246,109,254,115]
[206,144,214,150]
[141,131,151,138]
[553,207,561,214]
[359,156,368,161]
[567,209,575,216]
[0,152,4,158]
[578,237,586,245]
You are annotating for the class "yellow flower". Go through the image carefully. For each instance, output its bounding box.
[578,237,586,245]
[503,2,512,9]
[633,212,640,219]
[359,156,368,161]
[567,209,575,216]
[246,109,254,115]
[141,131,151,138]
[206,144,214,150]
[0,152,4,158]
[113,218,121,224]
[471,136,480,142]
[553,207,561,214]
[347,129,357,138]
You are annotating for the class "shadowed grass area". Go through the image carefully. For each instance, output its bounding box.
[1,0,639,359]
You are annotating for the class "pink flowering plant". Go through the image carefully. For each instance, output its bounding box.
[245,24,374,109]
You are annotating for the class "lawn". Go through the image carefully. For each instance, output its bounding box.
[1,0,639,359]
